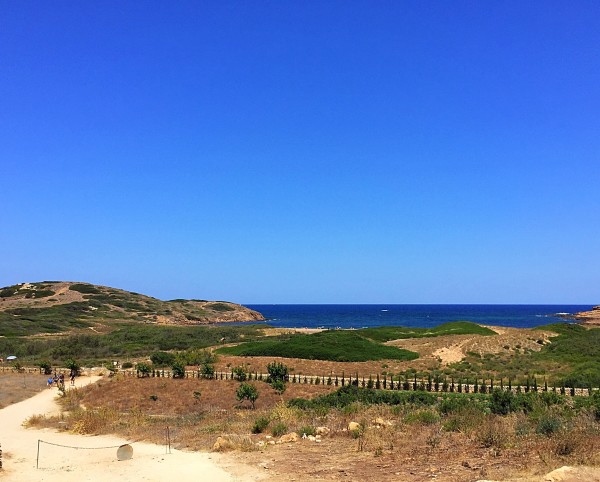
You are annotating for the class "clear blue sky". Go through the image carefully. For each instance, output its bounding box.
[1,2,599,303]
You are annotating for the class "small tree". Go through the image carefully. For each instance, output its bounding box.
[236,382,259,409]
[266,361,288,383]
[232,366,247,381]
[39,361,52,375]
[271,379,286,395]
[172,362,185,379]
[65,359,80,374]
[137,362,151,378]
[200,362,215,379]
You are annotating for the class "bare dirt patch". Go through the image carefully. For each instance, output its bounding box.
[385,327,555,367]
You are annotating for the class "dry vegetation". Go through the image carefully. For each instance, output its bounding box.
[25,374,600,482]
[9,322,600,480]
[0,372,47,409]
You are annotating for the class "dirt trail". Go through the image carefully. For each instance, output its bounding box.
[0,377,263,482]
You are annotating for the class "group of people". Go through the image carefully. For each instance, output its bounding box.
[47,370,76,389]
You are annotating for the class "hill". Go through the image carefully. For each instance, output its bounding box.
[0,281,264,336]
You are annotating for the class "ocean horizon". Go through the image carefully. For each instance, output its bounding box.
[242,304,593,330]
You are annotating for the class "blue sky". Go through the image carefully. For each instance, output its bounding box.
[1,2,599,303]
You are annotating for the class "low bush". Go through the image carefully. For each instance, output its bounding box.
[252,416,270,434]
[271,421,288,437]
[536,415,562,436]
[150,352,175,367]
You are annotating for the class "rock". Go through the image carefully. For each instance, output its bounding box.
[212,436,234,452]
[544,466,579,481]
[373,417,393,426]
[316,426,330,436]
[308,435,316,441]
[278,432,299,444]
[348,422,361,432]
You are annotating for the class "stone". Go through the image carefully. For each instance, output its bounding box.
[316,426,330,435]
[544,466,578,482]
[278,432,299,444]
[212,436,234,452]
[348,421,361,432]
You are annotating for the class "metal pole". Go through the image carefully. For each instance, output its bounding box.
[36,440,40,469]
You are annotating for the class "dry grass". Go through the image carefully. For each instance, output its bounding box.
[23,374,600,482]
[0,372,48,408]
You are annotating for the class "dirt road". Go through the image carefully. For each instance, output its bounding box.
[0,377,263,481]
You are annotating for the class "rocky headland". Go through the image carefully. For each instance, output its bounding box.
[574,305,600,326]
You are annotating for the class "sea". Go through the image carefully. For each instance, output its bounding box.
[242,304,593,330]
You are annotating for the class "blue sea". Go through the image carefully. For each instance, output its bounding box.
[243,304,592,330]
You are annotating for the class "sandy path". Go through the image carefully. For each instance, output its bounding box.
[432,339,469,365]
[0,377,263,481]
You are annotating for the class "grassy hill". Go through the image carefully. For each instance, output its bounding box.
[0,281,264,336]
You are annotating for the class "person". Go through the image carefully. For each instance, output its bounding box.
[69,369,76,386]
[47,377,53,388]
[53,374,59,387]
[58,373,65,389]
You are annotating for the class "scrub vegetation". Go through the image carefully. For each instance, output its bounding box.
[217,330,420,362]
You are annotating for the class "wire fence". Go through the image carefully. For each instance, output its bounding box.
[36,438,141,469]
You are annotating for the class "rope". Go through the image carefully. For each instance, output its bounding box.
[39,439,131,450]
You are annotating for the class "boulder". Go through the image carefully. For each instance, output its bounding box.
[212,436,234,452]
[374,417,393,427]
[278,432,299,444]
[316,426,330,435]
[348,421,361,432]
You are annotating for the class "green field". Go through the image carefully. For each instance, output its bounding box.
[217,330,419,362]
[359,321,496,342]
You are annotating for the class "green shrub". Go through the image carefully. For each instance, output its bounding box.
[150,352,175,367]
[252,416,270,434]
[232,366,247,381]
[122,361,133,369]
[271,421,288,437]
[299,425,316,436]
[490,389,517,415]
[0,284,21,297]
[439,396,471,415]
[38,360,52,375]
[404,409,440,425]
[536,415,562,436]
[267,361,288,382]
[201,362,215,378]
[69,283,102,294]
[271,379,286,395]
[64,358,80,373]
[137,362,151,377]
[171,362,185,379]
[288,385,436,411]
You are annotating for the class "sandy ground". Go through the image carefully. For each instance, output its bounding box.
[0,377,264,482]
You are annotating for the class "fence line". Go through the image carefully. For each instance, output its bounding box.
[124,368,594,397]
[2,365,594,396]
